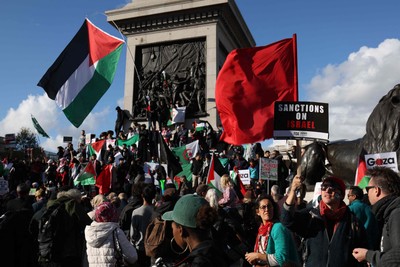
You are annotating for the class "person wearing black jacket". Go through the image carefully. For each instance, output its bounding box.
[118,181,145,235]
[162,194,229,267]
[281,175,368,267]
[353,167,400,266]
[190,153,203,190]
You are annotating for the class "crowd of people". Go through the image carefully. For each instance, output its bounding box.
[1,121,400,267]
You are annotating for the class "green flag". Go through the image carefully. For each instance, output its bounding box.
[31,115,50,138]
[116,134,139,148]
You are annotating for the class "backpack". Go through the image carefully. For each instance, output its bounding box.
[37,202,66,262]
[212,208,249,264]
[144,216,170,258]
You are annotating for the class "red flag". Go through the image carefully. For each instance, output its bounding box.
[215,35,298,145]
[96,164,112,195]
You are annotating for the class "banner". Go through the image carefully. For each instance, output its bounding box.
[365,152,398,172]
[259,158,278,181]
[274,101,329,141]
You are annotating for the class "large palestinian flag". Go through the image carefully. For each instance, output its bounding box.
[37,18,124,127]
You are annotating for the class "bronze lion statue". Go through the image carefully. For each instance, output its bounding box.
[300,84,400,187]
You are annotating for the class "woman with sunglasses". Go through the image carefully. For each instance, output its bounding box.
[245,194,300,267]
[281,175,368,267]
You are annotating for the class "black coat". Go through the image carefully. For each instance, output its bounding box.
[281,203,368,267]
[178,240,229,267]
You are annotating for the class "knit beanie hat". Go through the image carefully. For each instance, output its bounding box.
[323,176,346,197]
[95,201,118,223]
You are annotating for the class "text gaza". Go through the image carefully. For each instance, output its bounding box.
[366,157,395,166]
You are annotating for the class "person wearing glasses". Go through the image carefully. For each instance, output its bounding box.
[245,194,300,267]
[281,175,368,267]
[347,185,379,250]
[353,167,400,266]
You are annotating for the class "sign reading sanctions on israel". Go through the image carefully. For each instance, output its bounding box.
[274,101,329,141]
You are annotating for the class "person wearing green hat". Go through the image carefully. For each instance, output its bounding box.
[162,194,229,267]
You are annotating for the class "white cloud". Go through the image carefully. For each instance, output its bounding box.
[0,94,58,137]
[305,38,400,141]
[0,93,113,153]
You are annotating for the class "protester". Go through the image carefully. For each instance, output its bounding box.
[38,188,92,266]
[130,184,156,267]
[162,194,229,266]
[347,185,379,249]
[87,194,107,220]
[270,150,289,195]
[191,152,203,189]
[206,188,246,267]
[248,158,259,190]
[32,188,47,213]
[281,175,368,266]
[85,201,138,267]
[2,183,35,267]
[352,167,400,266]
[177,175,192,196]
[218,174,239,208]
[119,182,145,235]
[245,194,300,266]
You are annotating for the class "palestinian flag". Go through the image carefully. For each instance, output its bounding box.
[195,121,206,132]
[357,175,371,189]
[172,140,200,164]
[37,18,124,128]
[206,154,229,192]
[116,134,139,148]
[355,155,368,187]
[88,139,106,161]
[74,161,96,186]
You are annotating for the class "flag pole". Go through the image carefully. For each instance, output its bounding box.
[292,33,303,179]
[292,33,299,101]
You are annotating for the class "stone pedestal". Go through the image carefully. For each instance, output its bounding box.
[106,0,254,129]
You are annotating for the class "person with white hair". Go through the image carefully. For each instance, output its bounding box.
[270,185,283,203]
[205,188,219,209]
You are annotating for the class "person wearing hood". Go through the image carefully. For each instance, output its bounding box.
[85,201,138,267]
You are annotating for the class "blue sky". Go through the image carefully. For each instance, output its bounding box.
[1,0,400,152]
